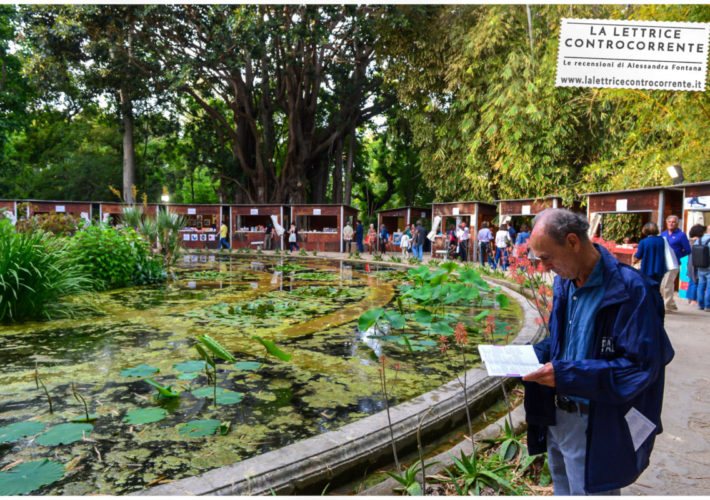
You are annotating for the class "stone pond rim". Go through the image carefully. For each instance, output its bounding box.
[138,277,544,496]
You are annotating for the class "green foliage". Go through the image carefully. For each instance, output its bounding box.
[601,213,644,244]
[15,212,83,237]
[385,459,437,496]
[0,459,65,495]
[70,224,151,290]
[179,419,220,437]
[123,408,167,424]
[299,249,308,256]
[446,448,516,495]
[36,423,93,446]
[145,378,180,398]
[0,421,45,443]
[252,336,292,362]
[156,211,187,266]
[215,391,244,405]
[198,334,236,362]
[0,219,91,322]
[119,363,159,378]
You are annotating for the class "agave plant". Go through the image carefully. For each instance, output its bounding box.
[156,211,187,266]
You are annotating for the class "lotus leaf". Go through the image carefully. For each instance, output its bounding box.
[430,321,454,336]
[145,378,180,398]
[123,408,167,424]
[173,360,207,373]
[376,335,402,342]
[36,423,93,446]
[383,310,406,329]
[178,372,199,380]
[216,391,243,405]
[0,421,45,443]
[120,363,159,377]
[179,419,220,437]
[358,308,384,331]
[413,309,432,325]
[418,339,438,347]
[495,293,510,308]
[198,334,236,362]
[233,361,261,371]
[70,414,98,423]
[252,336,292,362]
[192,386,224,398]
[474,310,491,322]
[0,459,65,495]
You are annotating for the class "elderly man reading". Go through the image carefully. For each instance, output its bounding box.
[522,208,674,495]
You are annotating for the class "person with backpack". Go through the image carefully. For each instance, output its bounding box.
[379,224,389,255]
[633,222,666,291]
[685,224,706,305]
[693,225,710,311]
[412,220,425,261]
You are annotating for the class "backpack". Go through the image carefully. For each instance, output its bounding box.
[691,239,710,269]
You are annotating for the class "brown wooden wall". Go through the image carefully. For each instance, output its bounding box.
[100,203,158,216]
[0,200,14,215]
[499,198,559,216]
[28,201,91,217]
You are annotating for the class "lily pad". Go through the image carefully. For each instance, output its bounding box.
[233,361,261,371]
[178,372,200,381]
[179,419,220,437]
[123,408,167,424]
[70,414,98,423]
[192,387,224,398]
[36,423,93,446]
[120,363,159,378]
[216,391,243,405]
[377,335,402,342]
[173,360,207,373]
[0,421,45,444]
[0,459,65,495]
[418,339,438,347]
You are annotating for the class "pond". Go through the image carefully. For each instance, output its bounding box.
[0,255,523,495]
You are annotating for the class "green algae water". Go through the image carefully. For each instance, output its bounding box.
[0,255,522,494]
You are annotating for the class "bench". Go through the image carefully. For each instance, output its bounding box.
[251,241,265,250]
[435,249,448,261]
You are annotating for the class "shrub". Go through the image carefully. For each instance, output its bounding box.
[70,224,165,290]
[16,213,83,237]
[0,220,91,322]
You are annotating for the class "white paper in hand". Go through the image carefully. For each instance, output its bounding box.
[625,407,656,451]
[477,344,543,377]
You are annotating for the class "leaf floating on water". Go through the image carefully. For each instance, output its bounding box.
[178,419,220,437]
[120,364,159,378]
[191,387,224,398]
[0,459,65,495]
[252,336,292,362]
[358,308,384,331]
[233,361,261,371]
[36,423,93,446]
[177,372,199,381]
[215,391,243,405]
[70,414,98,423]
[123,408,167,425]
[172,360,207,373]
[0,421,45,444]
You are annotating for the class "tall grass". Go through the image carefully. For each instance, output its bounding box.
[0,220,92,322]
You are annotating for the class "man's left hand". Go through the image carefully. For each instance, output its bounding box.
[522,362,556,387]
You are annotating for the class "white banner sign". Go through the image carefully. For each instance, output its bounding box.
[616,199,628,212]
[557,18,709,91]
[685,196,710,210]
[55,205,65,213]
[313,209,321,215]
[521,205,531,215]
[187,208,196,215]
[452,207,460,216]
[250,208,259,215]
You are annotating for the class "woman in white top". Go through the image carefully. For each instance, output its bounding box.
[494,224,512,270]
[399,231,411,257]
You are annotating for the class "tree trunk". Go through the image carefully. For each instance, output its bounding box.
[344,130,355,205]
[120,83,135,204]
[332,136,344,203]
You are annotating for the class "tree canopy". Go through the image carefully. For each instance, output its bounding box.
[1,4,708,211]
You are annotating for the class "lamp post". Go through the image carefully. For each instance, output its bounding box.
[666,164,684,185]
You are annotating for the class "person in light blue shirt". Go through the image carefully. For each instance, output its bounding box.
[660,215,691,312]
[633,222,666,290]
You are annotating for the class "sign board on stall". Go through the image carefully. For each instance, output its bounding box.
[187,208,196,215]
[250,208,259,215]
[685,196,710,209]
[452,207,460,216]
[199,234,207,241]
[421,212,427,218]
[522,205,531,215]
[55,205,65,213]
[183,234,190,241]
[616,199,628,212]
[313,209,321,215]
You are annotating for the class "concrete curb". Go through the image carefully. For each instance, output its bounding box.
[139,277,544,496]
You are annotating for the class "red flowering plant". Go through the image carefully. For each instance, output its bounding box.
[506,243,552,336]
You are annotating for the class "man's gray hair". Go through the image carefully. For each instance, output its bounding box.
[533,208,590,245]
[665,214,679,223]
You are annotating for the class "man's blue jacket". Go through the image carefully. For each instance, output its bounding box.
[524,245,674,493]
